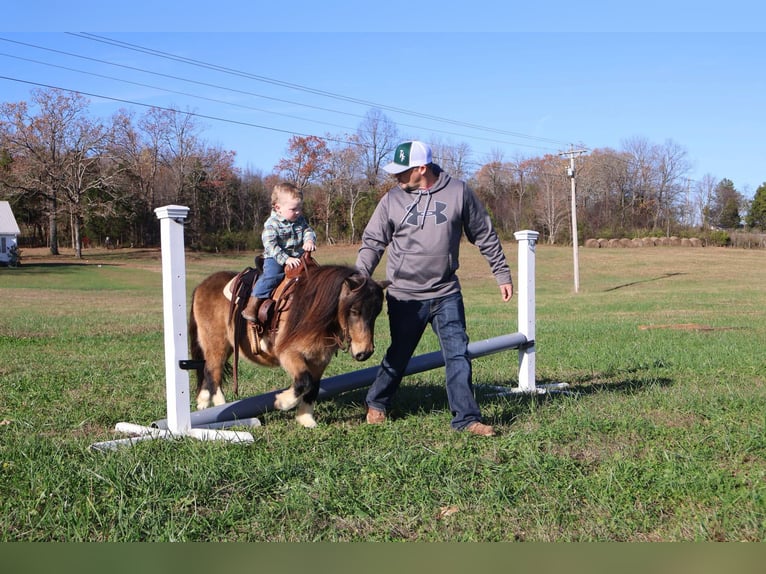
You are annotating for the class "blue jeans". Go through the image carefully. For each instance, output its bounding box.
[252,257,284,298]
[365,292,481,430]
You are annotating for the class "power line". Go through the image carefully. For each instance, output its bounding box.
[71,32,572,147]
[0,51,357,134]
[0,72,572,180]
[0,75,327,140]
[0,36,563,153]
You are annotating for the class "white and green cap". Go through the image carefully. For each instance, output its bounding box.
[383,140,432,174]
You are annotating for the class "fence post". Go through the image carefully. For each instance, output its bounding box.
[154,205,193,434]
[91,206,254,450]
[514,230,538,392]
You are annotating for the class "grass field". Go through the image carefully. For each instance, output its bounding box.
[0,242,764,541]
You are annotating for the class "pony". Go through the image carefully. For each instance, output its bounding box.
[188,262,387,428]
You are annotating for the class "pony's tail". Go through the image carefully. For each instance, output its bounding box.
[187,285,232,395]
[188,288,205,386]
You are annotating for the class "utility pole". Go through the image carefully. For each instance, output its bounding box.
[560,146,587,293]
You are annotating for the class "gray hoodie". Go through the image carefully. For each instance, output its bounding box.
[356,168,512,301]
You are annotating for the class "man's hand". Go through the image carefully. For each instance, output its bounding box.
[500,283,514,302]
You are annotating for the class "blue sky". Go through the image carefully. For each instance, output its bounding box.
[2,4,765,197]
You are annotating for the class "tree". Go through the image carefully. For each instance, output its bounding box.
[620,136,690,234]
[356,109,398,189]
[60,114,113,258]
[528,154,569,244]
[325,139,366,242]
[695,173,718,229]
[108,108,164,246]
[745,182,766,230]
[472,149,521,235]
[711,178,743,229]
[274,135,330,190]
[0,88,99,255]
[578,148,631,236]
[652,139,691,235]
[432,140,472,181]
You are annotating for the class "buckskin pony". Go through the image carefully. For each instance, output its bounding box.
[188,260,387,428]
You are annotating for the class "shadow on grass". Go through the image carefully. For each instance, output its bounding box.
[604,272,684,292]
[328,364,674,428]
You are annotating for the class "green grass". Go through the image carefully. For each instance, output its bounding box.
[0,244,764,541]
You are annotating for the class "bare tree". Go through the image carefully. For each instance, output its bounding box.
[579,148,632,234]
[428,139,472,181]
[652,139,692,235]
[620,136,690,234]
[160,107,204,208]
[326,140,365,242]
[108,108,164,245]
[528,155,569,244]
[0,88,102,255]
[60,115,113,258]
[473,149,515,234]
[356,109,399,189]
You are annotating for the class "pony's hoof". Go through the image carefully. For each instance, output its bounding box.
[274,390,299,411]
[196,390,211,410]
[296,413,318,428]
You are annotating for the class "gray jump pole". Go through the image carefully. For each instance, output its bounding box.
[151,229,545,431]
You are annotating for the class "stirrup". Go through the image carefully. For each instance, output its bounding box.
[257,299,275,324]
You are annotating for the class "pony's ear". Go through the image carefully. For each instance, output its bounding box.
[345,273,367,291]
[346,273,389,292]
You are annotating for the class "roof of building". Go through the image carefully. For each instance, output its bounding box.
[0,201,21,235]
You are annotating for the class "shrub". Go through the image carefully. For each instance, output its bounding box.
[705,230,731,247]
[7,244,21,267]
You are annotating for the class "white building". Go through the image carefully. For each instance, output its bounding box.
[0,201,21,266]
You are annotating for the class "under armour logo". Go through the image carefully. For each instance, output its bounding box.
[405,201,448,226]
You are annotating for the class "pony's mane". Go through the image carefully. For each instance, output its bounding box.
[281,264,356,337]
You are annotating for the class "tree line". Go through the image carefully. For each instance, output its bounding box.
[2,88,764,257]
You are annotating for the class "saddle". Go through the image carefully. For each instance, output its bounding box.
[225,253,319,327]
[226,252,320,394]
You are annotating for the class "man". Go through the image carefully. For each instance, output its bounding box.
[356,141,513,436]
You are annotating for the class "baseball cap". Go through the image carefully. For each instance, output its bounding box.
[382,141,432,174]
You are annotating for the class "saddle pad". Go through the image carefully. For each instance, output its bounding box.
[223,277,237,302]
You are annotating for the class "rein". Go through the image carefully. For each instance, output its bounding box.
[329,328,350,353]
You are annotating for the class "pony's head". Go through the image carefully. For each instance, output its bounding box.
[339,274,389,361]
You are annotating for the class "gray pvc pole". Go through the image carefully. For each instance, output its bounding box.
[152,332,528,429]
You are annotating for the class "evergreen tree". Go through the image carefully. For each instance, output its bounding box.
[745,182,766,230]
[712,178,743,229]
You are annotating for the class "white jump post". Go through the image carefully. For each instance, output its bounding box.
[156,205,193,434]
[90,205,254,450]
[505,229,568,396]
[515,230,537,392]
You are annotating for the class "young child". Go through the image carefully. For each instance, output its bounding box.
[243,182,317,322]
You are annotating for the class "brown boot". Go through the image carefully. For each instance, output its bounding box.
[465,422,496,437]
[366,407,386,424]
[242,296,261,322]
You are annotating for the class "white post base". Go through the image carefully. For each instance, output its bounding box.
[90,422,255,451]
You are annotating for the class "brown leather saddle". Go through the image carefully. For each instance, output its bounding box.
[226,252,320,393]
[257,251,319,330]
